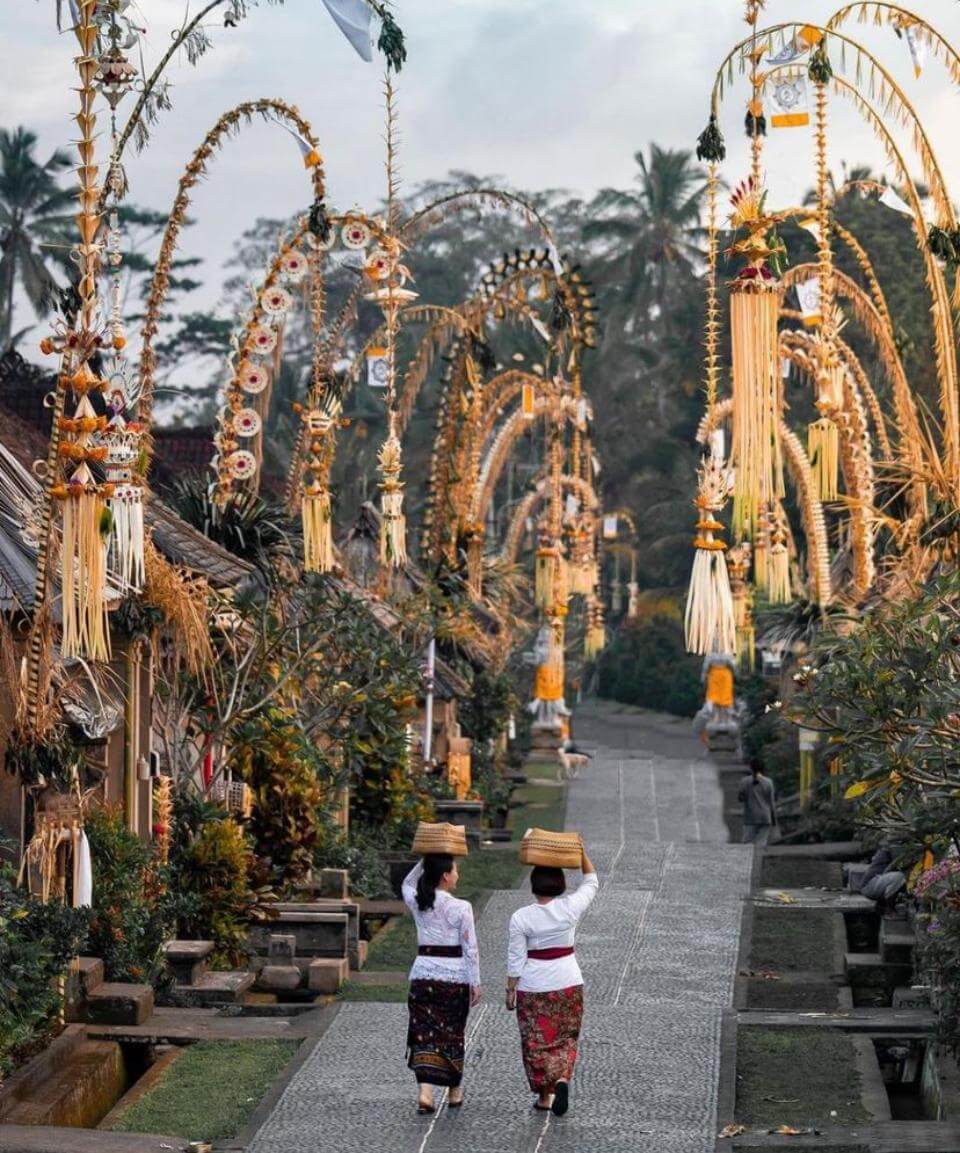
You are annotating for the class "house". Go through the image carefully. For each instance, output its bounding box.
[0,390,251,854]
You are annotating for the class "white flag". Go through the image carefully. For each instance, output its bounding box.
[879,185,914,217]
[903,23,926,78]
[765,37,804,66]
[565,494,579,518]
[796,278,821,327]
[320,0,373,62]
[781,356,792,380]
[770,75,809,127]
[602,515,618,540]
[366,346,388,388]
[797,216,821,243]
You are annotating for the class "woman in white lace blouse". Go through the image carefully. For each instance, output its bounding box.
[505,845,598,1116]
[402,855,481,1112]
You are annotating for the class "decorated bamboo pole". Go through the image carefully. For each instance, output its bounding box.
[375,68,413,569]
[685,163,738,656]
[807,46,844,501]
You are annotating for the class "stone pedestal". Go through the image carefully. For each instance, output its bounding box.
[434,799,485,847]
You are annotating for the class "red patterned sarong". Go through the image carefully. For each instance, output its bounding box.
[516,984,584,1092]
[406,979,470,1087]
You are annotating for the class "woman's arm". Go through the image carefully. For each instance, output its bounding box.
[505,911,527,1009]
[401,860,424,913]
[558,849,599,921]
[460,903,481,1002]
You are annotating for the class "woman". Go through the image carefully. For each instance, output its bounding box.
[506,846,598,1116]
[402,854,481,1113]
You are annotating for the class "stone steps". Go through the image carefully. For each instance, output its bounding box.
[879,915,915,965]
[845,951,914,992]
[84,982,154,1026]
[161,969,255,1008]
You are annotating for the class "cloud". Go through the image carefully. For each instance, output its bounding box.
[5,0,960,344]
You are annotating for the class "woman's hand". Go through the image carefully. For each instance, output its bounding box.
[470,985,482,1008]
[505,987,517,1012]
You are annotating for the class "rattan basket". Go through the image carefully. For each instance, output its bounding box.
[519,828,583,868]
[411,821,469,858]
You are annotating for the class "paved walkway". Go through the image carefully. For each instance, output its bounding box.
[247,702,753,1153]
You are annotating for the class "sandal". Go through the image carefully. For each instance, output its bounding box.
[417,1102,435,1115]
[551,1082,569,1117]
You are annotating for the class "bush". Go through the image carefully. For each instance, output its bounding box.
[0,863,88,1078]
[173,816,259,967]
[84,806,173,985]
[596,615,702,717]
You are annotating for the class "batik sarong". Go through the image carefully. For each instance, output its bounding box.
[516,984,584,1092]
[406,979,470,1086]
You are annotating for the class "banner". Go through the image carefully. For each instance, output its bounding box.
[902,22,926,77]
[319,0,374,62]
[366,346,389,388]
[879,185,914,216]
[796,278,822,327]
[770,75,809,128]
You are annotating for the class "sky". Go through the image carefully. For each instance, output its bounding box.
[4,0,960,357]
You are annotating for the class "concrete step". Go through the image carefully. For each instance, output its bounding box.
[160,969,255,1008]
[63,957,104,1021]
[845,952,914,991]
[84,982,154,1026]
[308,957,349,994]
[163,939,214,986]
[879,916,915,965]
[0,1040,126,1128]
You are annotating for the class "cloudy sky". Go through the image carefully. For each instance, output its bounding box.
[4,0,960,350]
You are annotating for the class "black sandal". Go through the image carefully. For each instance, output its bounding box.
[447,1098,464,1109]
[417,1102,435,1115]
[551,1082,569,1116]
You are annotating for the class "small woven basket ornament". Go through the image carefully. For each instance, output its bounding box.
[412,821,469,858]
[519,828,583,868]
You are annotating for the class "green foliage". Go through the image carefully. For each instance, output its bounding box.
[460,669,516,812]
[796,571,960,857]
[3,736,86,792]
[596,615,702,717]
[172,816,259,967]
[0,860,89,1078]
[84,807,173,985]
[230,707,330,891]
[0,127,74,347]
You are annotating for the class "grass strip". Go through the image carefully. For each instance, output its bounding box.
[736,1028,870,1128]
[109,1040,296,1140]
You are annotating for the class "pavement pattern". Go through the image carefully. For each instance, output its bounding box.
[247,702,754,1153]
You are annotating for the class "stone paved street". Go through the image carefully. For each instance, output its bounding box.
[247,703,753,1153]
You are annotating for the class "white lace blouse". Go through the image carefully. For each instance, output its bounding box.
[507,873,599,993]
[402,862,481,988]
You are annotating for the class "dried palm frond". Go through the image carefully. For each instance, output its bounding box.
[143,541,213,678]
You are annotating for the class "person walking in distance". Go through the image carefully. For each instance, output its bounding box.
[505,845,599,1116]
[739,757,778,846]
[402,855,481,1113]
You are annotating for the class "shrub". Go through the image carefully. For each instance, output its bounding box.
[596,614,702,717]
[0,862,88,1078]
[84,806,173,985]
[174,817,259,967]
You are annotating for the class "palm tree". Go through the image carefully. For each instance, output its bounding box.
[0,127,75,348]
[585,145,708,317]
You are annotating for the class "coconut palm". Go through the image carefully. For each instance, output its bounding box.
[0,127,75,348]
[585,145,708,318]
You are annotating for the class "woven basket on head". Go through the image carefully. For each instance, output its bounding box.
[412,821,469,858]
[519,828,583,868]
